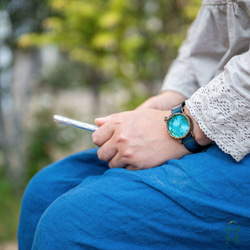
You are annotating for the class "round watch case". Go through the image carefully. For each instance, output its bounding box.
[164,102,210,153]
[165,112,193,140]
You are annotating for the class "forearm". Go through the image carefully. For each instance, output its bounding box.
[185,50,250,161]
[137,90,186,111]
[93,108,191,170]
[183,105,212,147]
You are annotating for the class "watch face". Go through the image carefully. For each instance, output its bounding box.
[167,113,190,139]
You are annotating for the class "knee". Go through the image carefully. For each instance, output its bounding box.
[32,186,116,249]
[23,167,53,203]
[32,201,61,248]
[18,167,59,249]
[21,163,65,217]
[32,191,86,249]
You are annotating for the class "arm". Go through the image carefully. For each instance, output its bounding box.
[92,2,250,168]
[137,90,186,111]
[92,108,190,170]
[186,48,250,162]
[92,105,212,170]
[160,1,250,99]
[92,49,250,169]
[137,1,250,162]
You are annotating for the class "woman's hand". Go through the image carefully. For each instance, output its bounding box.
[137,90,186,111]
[92,108,190,170]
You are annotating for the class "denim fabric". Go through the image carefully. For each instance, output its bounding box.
[18,145,250,249]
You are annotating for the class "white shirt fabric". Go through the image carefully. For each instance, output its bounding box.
[161,0,250,161]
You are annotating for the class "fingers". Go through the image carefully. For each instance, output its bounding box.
[96,141,133,169]
[108,148,147,170]
[108,153,128,169]
[95,131,133,168]
[93,113,125,165]
[93,109,166,170]
[92,118,115,147]
[96,134,138,169]
[107,146,135,169]
[94,117,108,126]
[92,127,113,148]
[124,165,137,171]
[94,113,115,126]
[96,139,118,162]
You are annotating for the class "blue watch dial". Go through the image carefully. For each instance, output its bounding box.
[167,113,190,139]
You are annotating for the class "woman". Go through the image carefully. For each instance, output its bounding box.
[18,0,250,249]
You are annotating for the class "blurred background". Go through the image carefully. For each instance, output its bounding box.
[0,0,201,247]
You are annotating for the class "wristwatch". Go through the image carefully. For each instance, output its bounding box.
[164,102,208,153]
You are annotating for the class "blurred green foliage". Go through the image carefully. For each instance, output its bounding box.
[40,59,87,90]
[25,107,83,182]
[0,0,202,243]
[0,173,21,241]
[19,0,201,94]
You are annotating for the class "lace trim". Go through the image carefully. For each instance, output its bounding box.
[186,73,250,162]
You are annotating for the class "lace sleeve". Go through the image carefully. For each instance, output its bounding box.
[161,1,250,100]
[185,72,250,162]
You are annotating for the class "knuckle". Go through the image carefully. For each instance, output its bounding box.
[108,157,119,168]
[116,132,129,144]
[108,162,115,169]
[97,148,105,161]
[122,148,134,159]
[97,148,112,162]
[116,133,128,144]
[114,116,123,126]
[92,133,98,145]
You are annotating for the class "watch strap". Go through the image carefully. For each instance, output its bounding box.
[171,102,208,153]
[171,102,185,114]
[182,133,208,153]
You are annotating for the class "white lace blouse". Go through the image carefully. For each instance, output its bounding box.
[161,0,250,161]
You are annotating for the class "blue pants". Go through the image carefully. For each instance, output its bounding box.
[18,145,250,249]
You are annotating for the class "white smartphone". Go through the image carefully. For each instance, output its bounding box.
[53,115,98,132]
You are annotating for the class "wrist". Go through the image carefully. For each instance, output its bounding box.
[160,90,187,109]
[164,102,212,153]
[183,105,213,146]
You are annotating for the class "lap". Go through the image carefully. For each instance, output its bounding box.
[18,148,108,249]
[26,148,109,202]
[32,144,250,249]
